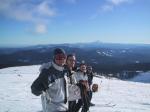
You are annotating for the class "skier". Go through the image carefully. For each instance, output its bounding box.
[31,48,69,112]
[74,63,90,112]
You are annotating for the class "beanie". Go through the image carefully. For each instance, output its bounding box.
[53,48,66,56]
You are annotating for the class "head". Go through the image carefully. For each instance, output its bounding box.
[66,54,76,69]
[87,66,92,73]
[53,48,66,66]
[80,63,87,73]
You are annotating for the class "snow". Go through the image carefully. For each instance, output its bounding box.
[121,50,126,53]
[135,61,140,63]
[96,51,112,57]
[91,78,150,112]
[0,65,150,112]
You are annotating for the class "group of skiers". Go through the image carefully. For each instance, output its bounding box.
[31,48,98,112]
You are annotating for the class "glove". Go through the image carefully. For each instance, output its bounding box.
[92,84,98,92]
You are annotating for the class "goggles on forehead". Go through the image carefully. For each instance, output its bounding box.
[55,54,66,60]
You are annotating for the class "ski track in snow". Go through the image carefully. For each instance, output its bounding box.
[0,65,150,112]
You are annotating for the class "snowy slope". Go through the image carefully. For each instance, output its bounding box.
[0,65,150,112]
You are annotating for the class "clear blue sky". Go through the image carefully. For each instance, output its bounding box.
[0,0,150,46]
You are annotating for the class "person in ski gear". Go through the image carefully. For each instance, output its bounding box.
[65,54,77,85]
[87,66,95,106]
[65,54,78,112]
[74,63,90,112]
[31,48,69,112]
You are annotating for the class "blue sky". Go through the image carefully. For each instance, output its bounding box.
[0,0,150,46]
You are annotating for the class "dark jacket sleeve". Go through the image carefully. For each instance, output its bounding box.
[88,72,94,86]
[31,69,48,96]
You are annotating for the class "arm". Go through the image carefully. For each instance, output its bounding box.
[31,70,48,96]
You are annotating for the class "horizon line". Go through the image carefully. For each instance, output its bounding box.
[0,41,150,48]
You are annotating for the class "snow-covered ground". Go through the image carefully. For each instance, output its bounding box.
[0,65,150,112]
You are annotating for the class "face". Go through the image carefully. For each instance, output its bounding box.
[87,67,92,73]
[54,54,66,66]
[66,56,76,68]
[80,64,86,73]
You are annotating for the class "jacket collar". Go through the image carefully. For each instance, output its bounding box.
[52,61,64,71]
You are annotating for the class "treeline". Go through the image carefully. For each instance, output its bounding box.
[1,61,150,73]
[92,63,150,73]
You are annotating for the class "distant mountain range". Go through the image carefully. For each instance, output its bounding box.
[0,42,150,73]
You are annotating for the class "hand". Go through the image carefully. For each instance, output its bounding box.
[92,84,98,92]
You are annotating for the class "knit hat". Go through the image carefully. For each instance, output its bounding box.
[53,48,66,59]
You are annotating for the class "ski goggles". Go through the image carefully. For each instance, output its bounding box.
[55,54,67,60]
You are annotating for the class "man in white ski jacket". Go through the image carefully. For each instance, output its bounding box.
[65,54,79,112]
[31,48,68,112]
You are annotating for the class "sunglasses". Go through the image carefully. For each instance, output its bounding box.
[55,54,66,60]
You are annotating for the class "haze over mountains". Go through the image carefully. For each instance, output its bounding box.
[0,42,150,74]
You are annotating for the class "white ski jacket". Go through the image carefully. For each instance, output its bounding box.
[32,61,68,112]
